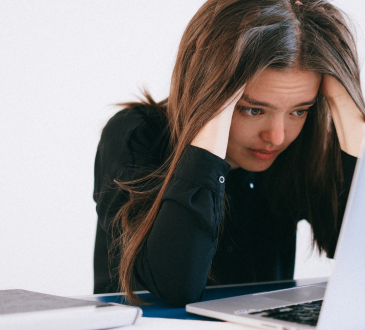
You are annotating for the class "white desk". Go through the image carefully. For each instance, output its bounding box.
[121,317,251,330]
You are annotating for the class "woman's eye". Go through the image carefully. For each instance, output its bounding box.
[239,107,262,116]
[292,110,307,116]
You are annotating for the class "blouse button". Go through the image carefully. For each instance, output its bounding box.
[219,176,225,183]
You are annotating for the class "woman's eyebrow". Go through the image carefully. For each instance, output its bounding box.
[240,94,317,109]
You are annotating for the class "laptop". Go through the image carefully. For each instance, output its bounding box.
[0,289,141,330]
[187,140,365,330]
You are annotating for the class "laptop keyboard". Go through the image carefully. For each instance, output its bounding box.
[249,300,323,327]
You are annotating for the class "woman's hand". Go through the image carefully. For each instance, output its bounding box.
[191,87,245,159]
[320,74,365,157]
[320,74,349,101]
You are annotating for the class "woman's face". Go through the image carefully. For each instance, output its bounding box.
[226,68,322,172]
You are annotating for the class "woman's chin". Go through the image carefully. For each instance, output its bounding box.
[234,157,276,172]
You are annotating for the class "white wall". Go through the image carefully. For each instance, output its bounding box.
[0,0,363,297]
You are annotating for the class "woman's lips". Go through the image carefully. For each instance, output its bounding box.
[248,148,279,160]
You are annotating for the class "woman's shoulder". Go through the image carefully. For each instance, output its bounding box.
[99,104,169,167]
[102,104,167,137]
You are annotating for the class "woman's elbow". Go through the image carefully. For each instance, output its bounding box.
[158,285,205,307]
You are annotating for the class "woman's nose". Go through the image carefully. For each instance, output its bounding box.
[260,118,285,146]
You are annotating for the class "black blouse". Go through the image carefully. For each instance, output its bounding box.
[93,105,357,307]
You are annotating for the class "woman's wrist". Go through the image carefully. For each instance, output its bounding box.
[190,108,234,159]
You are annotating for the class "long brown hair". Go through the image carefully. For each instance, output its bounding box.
[111,0,365,304]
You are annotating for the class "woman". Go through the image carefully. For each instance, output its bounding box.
[93,0,365,307]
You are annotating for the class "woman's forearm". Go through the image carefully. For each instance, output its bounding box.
[320,75,365,157]
[190,109,233,159]
[327,94,365,157]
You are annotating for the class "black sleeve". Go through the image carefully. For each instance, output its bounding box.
[93,107,230,306]
[340,150,357,201]
[134,146,230,306]
[328,150,357,258]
